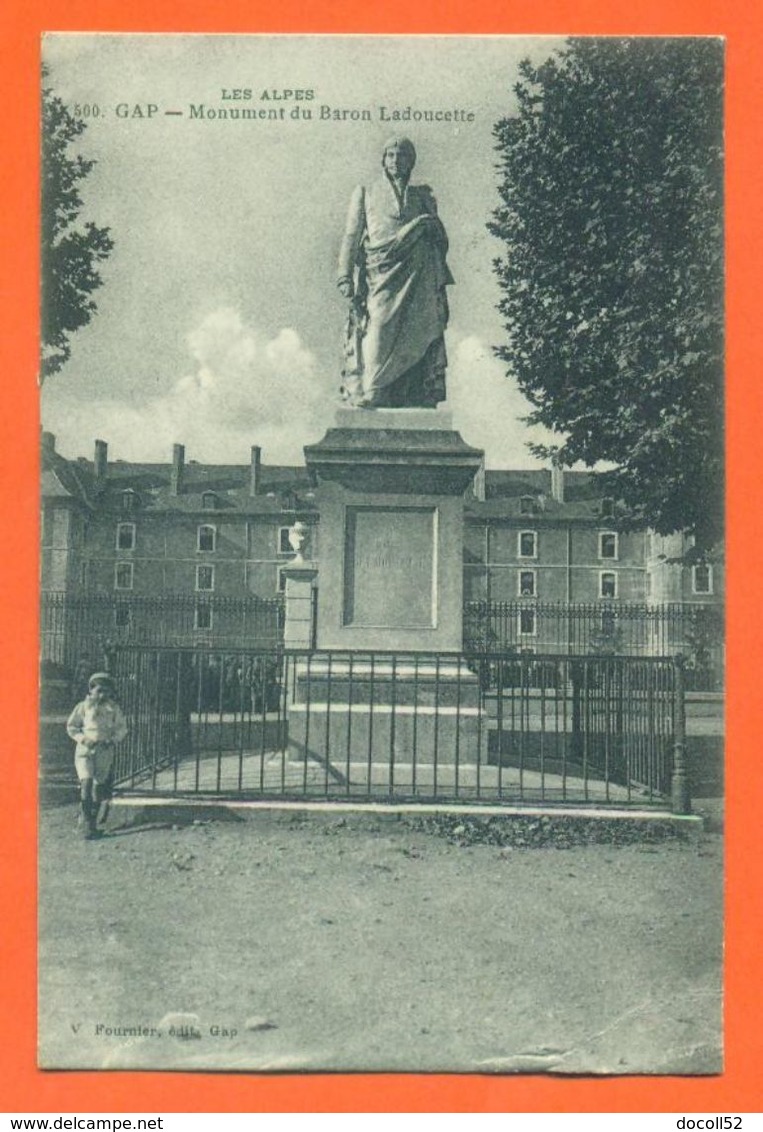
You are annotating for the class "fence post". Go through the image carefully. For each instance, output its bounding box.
[671,654,690,815]
[281,563,318,650]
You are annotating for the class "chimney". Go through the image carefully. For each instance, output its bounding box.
[550,458,565,504]
[94,439,108,482]
[171,443,185,496]
[250,445,262,496]
[41,431,56,458]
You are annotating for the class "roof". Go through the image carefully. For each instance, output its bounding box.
[470,468,618,522]
[41,455,317,515]
[41,451,616,521]
[40,450,93,506]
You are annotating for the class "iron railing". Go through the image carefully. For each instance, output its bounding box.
[40,591,285,691]
[463,600,723,692]
[41,593,722,690]
[109,644,682,810]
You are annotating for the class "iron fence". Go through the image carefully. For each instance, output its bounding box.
[42,593,722,692]
[40,591,285,692]
[109,644,682,810]
[463,600,723,691]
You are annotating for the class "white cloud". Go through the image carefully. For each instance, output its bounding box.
[447,335,557,468]
[42,309,336,464]
[43,319,558,470]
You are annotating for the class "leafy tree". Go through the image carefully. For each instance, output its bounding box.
[489,38,723,553]
[41,73,113,382]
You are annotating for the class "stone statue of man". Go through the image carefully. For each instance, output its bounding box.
[337,136,453,409]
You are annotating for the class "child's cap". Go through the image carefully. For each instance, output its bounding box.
[88,672,115,691]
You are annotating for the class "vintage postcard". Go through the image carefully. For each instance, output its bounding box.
[38,33,724,1075]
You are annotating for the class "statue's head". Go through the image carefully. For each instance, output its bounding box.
[382,136,416,179]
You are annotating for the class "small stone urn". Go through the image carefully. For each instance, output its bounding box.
[287,520,310,563]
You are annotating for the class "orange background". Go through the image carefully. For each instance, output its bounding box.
[1,0,760,1114]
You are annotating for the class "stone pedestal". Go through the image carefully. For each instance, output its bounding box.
[281,561,318,650]
[288,408,485,772]
[304,407,484,654]
[286,656,486,775]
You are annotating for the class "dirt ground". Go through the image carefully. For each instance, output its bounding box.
[37,801,723,1075]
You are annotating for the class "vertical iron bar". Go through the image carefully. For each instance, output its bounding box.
[475,650,482,800]
[278,653,288,796]
[647,661,655,800]
[454,657,462,799]
[259,656,267,795]
[497,653,505,800]
[215,652,224,793]
[433,655,440,798]
[561,657,568,802]
[149,649,161,792]
[238,653,246,793]
[259,652,268,795]
[346,652,354,797]
[195,652,203,793]
[518,652,526,800]
[389,655,397,797]
[324,652,333,797]
[412,655,419,796]
[173,651,182,793]
[582,659,589,802]
[367,653,375,799]
[303,652,312,795]
[539,656,546,801]
[604,660,611,803]
[624,661,632,804]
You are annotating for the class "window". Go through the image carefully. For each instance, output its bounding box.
[599,531,618,560]
[692,565,713,595]
[518,531,537,559]
[194,602,213,631]
[114,562,133,590]
[114,603,131,628]
[116,522,136,551]
[518,569,536,597]
[278,527,293,555]
[202,491,218,511]
[601,497,615,519]
[519,609,536,636]
[519,495,535,515]
[197,524,216,552]
[599,571,617,599]
[277,567,288,593]
[196,564,215,592]
[121,489,137,513]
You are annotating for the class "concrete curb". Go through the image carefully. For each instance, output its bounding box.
[110,794,705,834]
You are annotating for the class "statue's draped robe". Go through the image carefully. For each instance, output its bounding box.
[338,175,453,407]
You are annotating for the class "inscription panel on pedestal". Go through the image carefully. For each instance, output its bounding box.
[343,507,437,629]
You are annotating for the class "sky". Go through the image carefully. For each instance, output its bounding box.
[41,34,565,469]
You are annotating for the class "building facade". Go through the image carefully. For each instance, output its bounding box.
[41,432,724,678]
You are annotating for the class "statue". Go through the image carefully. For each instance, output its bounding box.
[337,136,453,409]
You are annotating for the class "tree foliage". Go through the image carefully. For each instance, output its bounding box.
[489,38,724,552]
[41,75,113,382]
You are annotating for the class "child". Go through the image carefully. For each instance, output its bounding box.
[66,672,128,840]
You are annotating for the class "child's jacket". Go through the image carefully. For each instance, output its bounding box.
[66,696,129,755]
